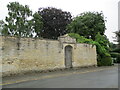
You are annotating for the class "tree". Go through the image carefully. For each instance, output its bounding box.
[112,30,120,53]
[67,11,106,40]
[4,2,33,37]
[95,33,112,66]
[38,7,72,39]
[0,20,5,35]
[113,30,120,63]
[115,30,120,47]
[32,12,43,37]
[68,33,112,66]
[95,33,110,51]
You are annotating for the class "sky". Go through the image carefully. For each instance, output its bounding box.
[0,0,119,43]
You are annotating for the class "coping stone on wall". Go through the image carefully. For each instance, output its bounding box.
[58,34,77,49]
[58,34,76,44]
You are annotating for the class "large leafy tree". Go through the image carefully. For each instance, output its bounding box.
[67,12,106,40]
[32,12,43,37]
[4,2,33,37]
[111,30,120,63]
[38,7,72,39]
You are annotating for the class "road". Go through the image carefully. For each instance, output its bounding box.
[2,66,118,88]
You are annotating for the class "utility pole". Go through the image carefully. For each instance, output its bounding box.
[118,1,120,46]
[118,1,120,31]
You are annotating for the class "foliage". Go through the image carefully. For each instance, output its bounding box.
[97,56,112,66]
[32,12,43,37]
[68,33,93,43]
[115,30,120,56]
[95,33,110,55]
[109,42,118,51]
[68,33,112,66]
[95,33,112,65]
[1,2,43,38]
[0,20,5,35]
[109,42,120,63]
[111,51,120,63]
[111,52,120,58]
[67,12,106,40]
[110,30,120,63]
[2,2,33,37]
[115,30,120,45]
[38,7,72,39]
[117,55,120,63]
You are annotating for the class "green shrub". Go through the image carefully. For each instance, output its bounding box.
[97,56,112,66]
[68,33,112,66]
[68,33,93,43]
[110,52,119,58]
[116,55,120,63]
[111,52,120,63]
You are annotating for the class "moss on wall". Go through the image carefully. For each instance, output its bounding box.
[1,36,97,76]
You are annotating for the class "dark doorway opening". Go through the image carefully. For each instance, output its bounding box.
[65,45,73,68]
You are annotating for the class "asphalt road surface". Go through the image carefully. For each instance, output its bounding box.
[2,66,118,88]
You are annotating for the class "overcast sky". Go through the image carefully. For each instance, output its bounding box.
[0,0,119,43]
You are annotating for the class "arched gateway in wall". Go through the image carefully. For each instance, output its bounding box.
[65,45,73,68]
[58,34,76,68]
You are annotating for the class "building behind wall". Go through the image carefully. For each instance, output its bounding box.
[1,35,97,77]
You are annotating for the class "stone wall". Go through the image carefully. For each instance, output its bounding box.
[0,35,97,77]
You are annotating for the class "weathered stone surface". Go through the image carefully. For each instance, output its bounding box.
[0,35,97,77]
